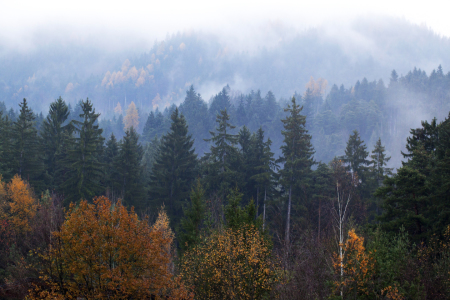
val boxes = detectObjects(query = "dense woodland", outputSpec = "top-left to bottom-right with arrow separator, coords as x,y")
1,65 -> 450,299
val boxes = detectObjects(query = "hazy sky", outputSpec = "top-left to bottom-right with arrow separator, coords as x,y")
1,0 -> 447,51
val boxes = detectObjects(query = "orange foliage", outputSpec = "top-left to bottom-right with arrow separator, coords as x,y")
2,175 -> 37,234
123,101 -> 139,130
305,76 -> 328,97
114,102 -> 122,115
181,225 -> 279,299
333,229 -> 375,297
28,196 -> 192,299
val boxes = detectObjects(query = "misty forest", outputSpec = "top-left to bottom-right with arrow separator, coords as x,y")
2,18 -> 450,299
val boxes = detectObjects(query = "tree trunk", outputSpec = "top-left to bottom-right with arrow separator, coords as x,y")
318,198 -> 321,241
263,187 -> 267,230
256,186 -> 259,218
285,185 -> 292,244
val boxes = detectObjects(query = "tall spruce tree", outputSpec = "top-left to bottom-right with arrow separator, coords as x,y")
203,109 -> 240,197
11,98 -> 43,189
149,108 -> 197,225
115,127 -> 145,210
61,99 -> 104,204
238,126 -> 254,200
278,97 -> 314,243
179,85 -> 209,154
250,127 -> 277,224
102,133 -> 121,201
370,138 -> 393,186
41,97 -> 71,191
343,130 -> 370,185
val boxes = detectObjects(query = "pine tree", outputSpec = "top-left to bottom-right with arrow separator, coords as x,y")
343,130 -> 370,183
11,98 -> 43,189
102,133 -> 121,201
238,126 -> 254,200
115,127 -> 145,210
179,85 -> 209,154
278,97 -> 315,243
61,99 -> 104,205
149,108 -> 197,225
208,86 -> 232,123
141,135 -> 161,189
250,127 -> 277,225
41,97 -> 71,191
203,109 -> 240,197
370,138 -> 392,187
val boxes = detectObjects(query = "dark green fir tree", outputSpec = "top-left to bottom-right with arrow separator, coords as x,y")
102,133 -> 121,201
41,96 -> 71,191
11,98 -> 43,189
278,97 -> 314,243
61,99 -> 104,205
149,108 -> 197,225
115,127 -> 145,210
202,109 -> 240,198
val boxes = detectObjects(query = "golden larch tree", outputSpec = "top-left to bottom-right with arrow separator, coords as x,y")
114,102 -> 122,115
123,101 -> 139,131
4,175 -> 37,234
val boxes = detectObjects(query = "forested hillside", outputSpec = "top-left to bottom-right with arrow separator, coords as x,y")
1,60 -> 450,298
1,17 -> 449,115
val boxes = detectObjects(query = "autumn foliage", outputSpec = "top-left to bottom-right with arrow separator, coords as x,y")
181,224 -> 279,299
29,196 -> 192,299
333,229 -> 375,298
0,174 -> 37,235
123,101 -> 139,130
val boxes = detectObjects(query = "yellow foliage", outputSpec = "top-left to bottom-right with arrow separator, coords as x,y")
152,93 -> 162,109
181,225 -> 279,299
6,175 -> 36,234
123,101 -> 139,130
305,76 -> 328,97
333,229 -> 375,297
114,102 -> 122,115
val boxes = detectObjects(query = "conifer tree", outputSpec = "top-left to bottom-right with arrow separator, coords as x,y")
203,109 -> 240,197
250,127 -> 277,225
224,188 -> 260,231
0,111 -> 12,179
179,85 -> 209,154
11,98 -> 43,189
115,127 -> 145,209
312,162 -> 333,240
149,108 -> 197,225
343,130 -> 370,183
102,133 -> 121,201
278,97 -> 314,244
370,138 -> 392,187
238,126 -> 254,199
208,86 -> 232,123
41,97 -> 71,191
178,179 -> 206,254
61,99 -> 104,204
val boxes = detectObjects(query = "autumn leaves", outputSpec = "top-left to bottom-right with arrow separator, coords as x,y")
28,196 -> 192,299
